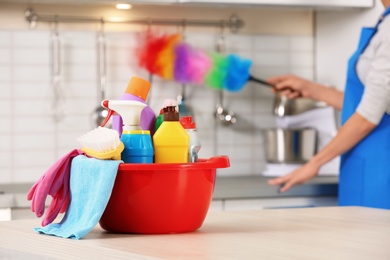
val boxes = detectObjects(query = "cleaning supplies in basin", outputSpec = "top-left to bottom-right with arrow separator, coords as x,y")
77,126 -> 124,160
153,106 -> 189,163
112,76 -> 156,136
35,155 -> 121,239
155,108 -> 164,132
180,116 -> 201,163
30,125 -> 123,239
28,126 -> 124,227
102,99 -> 154,163
155,99 -> 178,133
27,149 -> 83,226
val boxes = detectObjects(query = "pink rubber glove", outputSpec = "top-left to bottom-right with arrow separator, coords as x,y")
27,149 -> 83,226
41,169 -> 71,226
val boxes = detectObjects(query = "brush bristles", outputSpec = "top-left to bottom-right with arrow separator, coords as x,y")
78,127 -> 121,152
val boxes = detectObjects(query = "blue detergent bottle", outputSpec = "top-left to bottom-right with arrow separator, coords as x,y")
103,100 -> 154,163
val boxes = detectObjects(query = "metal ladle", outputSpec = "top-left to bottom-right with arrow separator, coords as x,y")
215,90 -> 237,125
214,25 -> 236,125
50,20 -> 64,122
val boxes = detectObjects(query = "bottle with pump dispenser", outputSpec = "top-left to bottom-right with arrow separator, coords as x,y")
112,76 -> 156,137
101,100 -> 154,163
180,116 -> 201,163
153,106 -> 189,163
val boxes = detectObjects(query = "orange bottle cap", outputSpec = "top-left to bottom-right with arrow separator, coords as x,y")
125,76 -> 151,101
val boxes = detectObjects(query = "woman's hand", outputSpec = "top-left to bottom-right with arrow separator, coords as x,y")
267,112 -> 377,193
267,74 -> 344,110
267,161 -> 320,193
267,74 -> 314,99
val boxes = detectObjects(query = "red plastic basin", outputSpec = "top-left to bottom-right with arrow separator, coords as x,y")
99,156 -> 230,234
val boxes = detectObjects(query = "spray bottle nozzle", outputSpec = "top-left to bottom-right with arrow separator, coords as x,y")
100,99 -> 147,130
101,99 -> 109,109
100,99 -> 114,127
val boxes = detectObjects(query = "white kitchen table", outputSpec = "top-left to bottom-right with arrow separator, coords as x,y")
0,206 -> 389,259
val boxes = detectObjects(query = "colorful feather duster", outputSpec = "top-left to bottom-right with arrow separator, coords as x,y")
137,31 -> 270,92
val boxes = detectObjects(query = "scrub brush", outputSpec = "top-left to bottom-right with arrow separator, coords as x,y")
77,126 -> 124,160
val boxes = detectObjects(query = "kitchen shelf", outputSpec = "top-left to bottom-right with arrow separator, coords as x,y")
0,176 -> 338,219
213,175 -> 338,200
0,176 -> 338,208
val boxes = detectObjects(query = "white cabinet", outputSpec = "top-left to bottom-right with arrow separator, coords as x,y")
0,208 -> 11,221
3,0 -> 375,7
211,197 -> 338,212
178,0 -> 374,8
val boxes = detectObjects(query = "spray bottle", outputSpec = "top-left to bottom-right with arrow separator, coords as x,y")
180,116 -> 201,163
112,76 -> 156,137
153,106 -> 189,163
101,100 -> 154,163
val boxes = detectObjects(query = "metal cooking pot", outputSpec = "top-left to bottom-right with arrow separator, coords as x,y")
263,128 -> 317,164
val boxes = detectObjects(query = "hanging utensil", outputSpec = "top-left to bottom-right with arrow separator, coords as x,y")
178,82 -> 193,117
214,25 -> 236,125
92,19 -> 108,127
177,20 -> 194,118
50,20 -> 64,122
216,89 -> 237,125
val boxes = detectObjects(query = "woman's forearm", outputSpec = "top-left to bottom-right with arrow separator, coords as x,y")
309,112 -> 376,168
309,83 -> 344,111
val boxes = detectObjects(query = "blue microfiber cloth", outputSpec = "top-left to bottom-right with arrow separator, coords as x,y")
35,155 -> 121,239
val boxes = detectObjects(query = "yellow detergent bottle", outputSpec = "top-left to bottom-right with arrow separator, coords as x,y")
153,106 -> 189,163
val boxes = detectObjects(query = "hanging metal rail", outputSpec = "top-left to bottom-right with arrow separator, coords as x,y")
24,8 -> 244,32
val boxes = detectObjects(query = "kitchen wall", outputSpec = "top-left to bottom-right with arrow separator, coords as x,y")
316,0 -> 384,90
0,3 -> 315,184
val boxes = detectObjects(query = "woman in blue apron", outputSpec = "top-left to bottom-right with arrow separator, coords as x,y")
267,1 -> 390,209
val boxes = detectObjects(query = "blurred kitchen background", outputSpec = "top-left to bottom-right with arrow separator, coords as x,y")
0,0 -> 383,217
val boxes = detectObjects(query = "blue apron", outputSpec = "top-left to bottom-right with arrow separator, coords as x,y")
339,7 -> 390,209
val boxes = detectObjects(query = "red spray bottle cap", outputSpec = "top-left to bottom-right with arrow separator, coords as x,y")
180,116 -> 196,129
